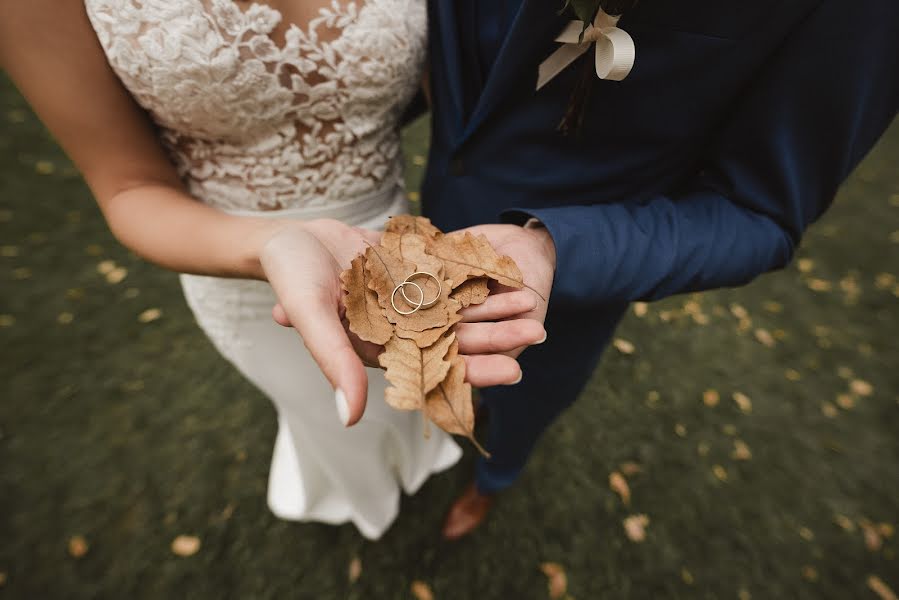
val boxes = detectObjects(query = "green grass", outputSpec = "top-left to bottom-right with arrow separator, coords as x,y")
1,73 -> 897,599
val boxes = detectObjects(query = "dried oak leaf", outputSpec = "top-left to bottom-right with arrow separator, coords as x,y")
451,277 -> 490,307
379,333 -> 455,410
410,580 -> 435,600
609,471 -> 631,506
396,296 -> 463,349
365,245 -> 449,332
385,215 -> 442,238
427,231 -> 524,291
340,255 -> 392,345
424,345 -> 488,456
539,562 -> 568,599
383,232 -> 445,302
623,514 -> 650,542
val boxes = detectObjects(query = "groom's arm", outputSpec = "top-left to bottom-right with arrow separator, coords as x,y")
505,0 -> 899,309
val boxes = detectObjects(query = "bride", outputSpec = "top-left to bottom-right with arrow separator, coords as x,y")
0,0 -> 545,539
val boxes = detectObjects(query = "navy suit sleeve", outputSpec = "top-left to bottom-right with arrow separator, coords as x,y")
506,0 -> 899,308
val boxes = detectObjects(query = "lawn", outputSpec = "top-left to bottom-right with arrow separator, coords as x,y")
1,73 -> 897,599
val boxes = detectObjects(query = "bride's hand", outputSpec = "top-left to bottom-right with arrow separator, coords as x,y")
261,219 -> 545,427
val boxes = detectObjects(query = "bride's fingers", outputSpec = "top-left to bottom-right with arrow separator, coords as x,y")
279,294 -> 369,427
464,354 -> 522,387
272,303 -> 291,327
455,319 -> 546,355
459,290 -> 537,323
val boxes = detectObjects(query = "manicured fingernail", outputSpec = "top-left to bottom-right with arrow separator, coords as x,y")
536,331 -> 547,344
510,371 -> 523,385
335,389 -> 350,426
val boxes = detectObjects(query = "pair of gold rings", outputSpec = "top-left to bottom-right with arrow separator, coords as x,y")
390,271 -> 442,315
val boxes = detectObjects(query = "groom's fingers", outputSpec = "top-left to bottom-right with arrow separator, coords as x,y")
279,293 -> 369,427
464,354 -> 522,387
459,290 -> 537,323
455,319 -> 546,355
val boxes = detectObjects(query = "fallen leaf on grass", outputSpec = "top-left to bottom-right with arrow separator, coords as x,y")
138,308 -> 162,323
860,519 -> 884,552
702,389 -> 720,407
410,580 -> 435,600
68,535 -> 89,558
754,329 -> 776,347
836,394 -> 856,410
712,465 -> 728,481
834,514 -> 856,532
348,557 -> 362,583
171,535 -> 201,557
609,471 -> 631,506
620,461 -> 642,476
623,514 -> 650,542
540,562 -> 568,599
850,379 -> 873,397
801,565 -> 819,582
613,338 -> 635,355
867,575 -> 898,600
732,440 -> 752,461
633,302 -> 648,317
733,392 -> 752,414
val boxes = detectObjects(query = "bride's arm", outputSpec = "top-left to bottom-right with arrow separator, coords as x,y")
0,1 -> 544,423
0,1 -> 285,279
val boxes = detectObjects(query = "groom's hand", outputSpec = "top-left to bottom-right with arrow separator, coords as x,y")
457,223 -> 556,358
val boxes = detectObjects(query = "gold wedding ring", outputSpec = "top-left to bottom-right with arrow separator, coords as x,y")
391,281 -> 425,315
400,271 -> 442,309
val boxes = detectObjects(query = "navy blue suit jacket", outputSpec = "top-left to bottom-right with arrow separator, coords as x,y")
423,0 -> 899,310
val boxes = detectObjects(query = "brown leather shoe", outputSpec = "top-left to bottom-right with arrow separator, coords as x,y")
441,482 -> 495,540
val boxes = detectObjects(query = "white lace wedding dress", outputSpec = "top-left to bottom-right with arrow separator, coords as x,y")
83,0 -> 461,540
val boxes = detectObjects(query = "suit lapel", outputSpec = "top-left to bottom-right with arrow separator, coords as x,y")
460,0 -> 567,143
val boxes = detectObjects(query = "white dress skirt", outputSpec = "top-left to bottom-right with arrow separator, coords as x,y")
179,188 -> 462,540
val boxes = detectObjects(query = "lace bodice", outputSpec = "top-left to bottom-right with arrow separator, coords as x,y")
84,0 -> 426,211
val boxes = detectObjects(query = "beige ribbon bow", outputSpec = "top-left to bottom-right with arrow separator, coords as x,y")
536,10 -> 636,91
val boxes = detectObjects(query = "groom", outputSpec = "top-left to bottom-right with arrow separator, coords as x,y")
422,0 -> 899,538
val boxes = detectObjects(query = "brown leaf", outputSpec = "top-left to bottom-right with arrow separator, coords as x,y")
867,575 -> 898,600
609,471 -> 631,506
539,562 -> 568,599
396,297 -> 464,349
613,338 -> 635,355
860,519 -> 884,552
348,556 -> 362,583
171,535 -> 201,557
619,461 -> 643,476
364,243 -> 415,307
427,232 -> 524,291
410,580 -> 435,600
365,246 -> 449,332
379,333 -> 455,410
68,535 -> 89,558
702,389 -> 720,407
451,277 -> 490,307
385,215 -> 442,238
623,514 -> 649,542
340,255 -> 393,345
424,349 -> 488,456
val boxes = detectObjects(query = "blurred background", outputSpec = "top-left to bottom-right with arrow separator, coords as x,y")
1,71 -> 897,599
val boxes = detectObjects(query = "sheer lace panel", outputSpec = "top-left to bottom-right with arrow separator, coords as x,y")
84,0 -> 426,210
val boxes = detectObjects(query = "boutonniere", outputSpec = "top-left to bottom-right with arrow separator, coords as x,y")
542,1 -> 637,132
